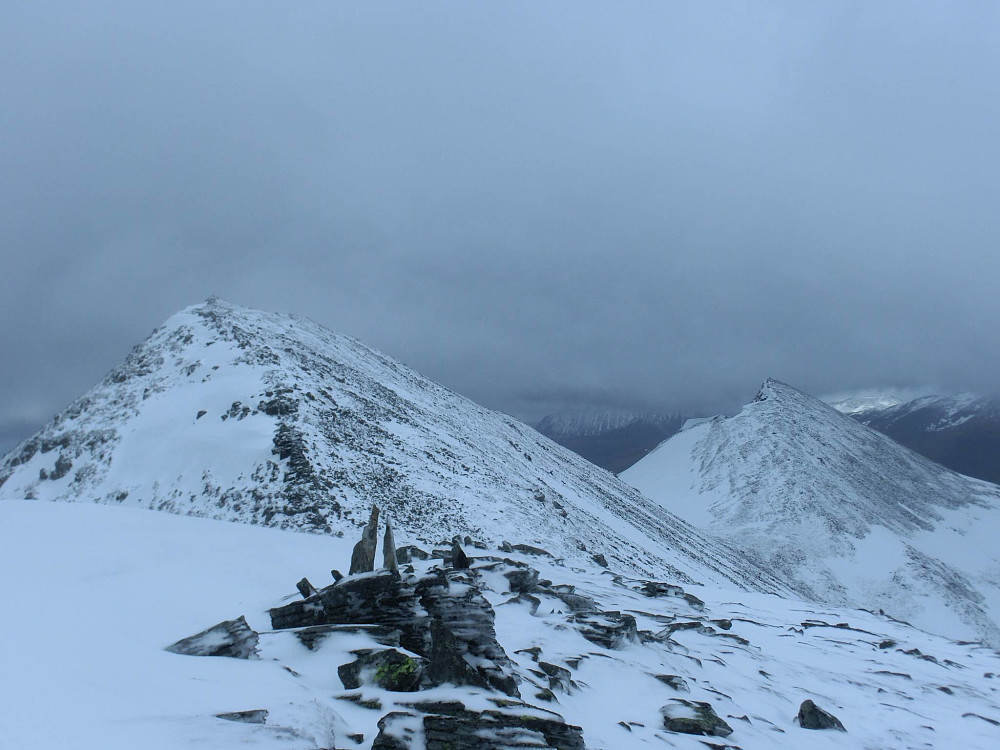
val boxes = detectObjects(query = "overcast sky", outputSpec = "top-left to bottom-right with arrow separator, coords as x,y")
2,1 -> 998,454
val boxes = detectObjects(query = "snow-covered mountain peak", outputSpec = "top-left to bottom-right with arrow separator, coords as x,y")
622,380 -> 1000,647
0,299 -> 779,592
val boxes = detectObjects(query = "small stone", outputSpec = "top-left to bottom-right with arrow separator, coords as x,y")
451,541 -> 470,569
796,700 -> 846,731
331,569 -> 344,582
216,709 -> 268,724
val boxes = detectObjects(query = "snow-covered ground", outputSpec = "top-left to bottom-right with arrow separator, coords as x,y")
2,499 -> 998,749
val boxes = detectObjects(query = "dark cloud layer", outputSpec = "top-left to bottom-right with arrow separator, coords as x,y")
2,1 -> 999,454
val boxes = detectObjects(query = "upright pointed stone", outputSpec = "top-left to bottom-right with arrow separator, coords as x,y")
383,516 -> 399,573
349,504 -> 380,575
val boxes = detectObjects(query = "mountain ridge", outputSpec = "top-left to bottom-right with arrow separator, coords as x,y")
0,298 -> 779,593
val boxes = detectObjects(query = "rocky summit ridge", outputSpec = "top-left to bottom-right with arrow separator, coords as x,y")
0,298 -> 777,591
623,378 -> 1000,648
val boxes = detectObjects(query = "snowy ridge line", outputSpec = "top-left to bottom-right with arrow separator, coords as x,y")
0,297 -> 782,593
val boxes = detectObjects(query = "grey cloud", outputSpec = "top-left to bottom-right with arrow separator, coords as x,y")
2,1 -> 998,446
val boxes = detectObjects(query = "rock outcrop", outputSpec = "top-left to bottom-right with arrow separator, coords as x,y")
269,562 -> 519,696
373,700 -> 586,750
383,516 -> 399,573
350,505 -> 380,575
797,699 -> 846,731
165,615 -> 259,659
339,648 -> 424,692
660,699 -> 733,737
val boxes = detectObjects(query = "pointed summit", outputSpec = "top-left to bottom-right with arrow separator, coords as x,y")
623,380 -> 1000,647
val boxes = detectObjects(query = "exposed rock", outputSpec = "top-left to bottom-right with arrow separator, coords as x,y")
294,622 -> 402,651
350,505 -> 380,575
270,565 -> 518,696
417,569 -> 519,696
383,700 -> 586,750
425,618 -> 491,692
661,699 -> 733,737
296,577 -> 317,598
655,674 -> 691,692
50,454 -> 73,480
963,712 -> 1000,726
270,570 -> 428,654
515,646 -> 542,661
165,615 -> 259,659
570,610 -> 638,649
537,661 -> 575,693
331,569 -> 344,582
796,700 -> 846,731
451,541 -> 470,569
396,545 -> 429,563
510,543 -> 552,557
383,517 -> 399,573
591,552 -> 609,568
339,693 -> 384,711
216,709 -> 268,724
504,567 -> 540,593
372,711 -> 422,749
339,649 -> 424,692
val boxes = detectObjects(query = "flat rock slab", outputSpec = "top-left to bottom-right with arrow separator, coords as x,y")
165,615 -> 259,659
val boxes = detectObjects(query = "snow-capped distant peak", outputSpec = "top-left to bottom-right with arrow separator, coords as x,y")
828,394 -> 904,414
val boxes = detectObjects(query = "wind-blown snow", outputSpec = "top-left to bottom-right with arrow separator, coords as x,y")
622,379 -> 1000,647
2,499 -> 998,749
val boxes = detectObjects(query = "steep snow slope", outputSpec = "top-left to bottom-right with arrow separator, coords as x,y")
2,500 -> 998,750
535,409 -> 687,474
622,379 -> 1000,648
844,394 -> 1000,485
0,298 -> 775,590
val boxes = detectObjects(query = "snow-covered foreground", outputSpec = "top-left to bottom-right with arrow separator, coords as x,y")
2,500 -> 998,749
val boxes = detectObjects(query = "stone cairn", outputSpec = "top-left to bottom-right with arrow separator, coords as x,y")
349,505 -> 381,575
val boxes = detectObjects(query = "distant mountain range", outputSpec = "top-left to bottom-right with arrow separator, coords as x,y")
622,379 -> 1000,648
831,394 -> 1000,485
534,410 -> 687,474
536,392 -> 1000,485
